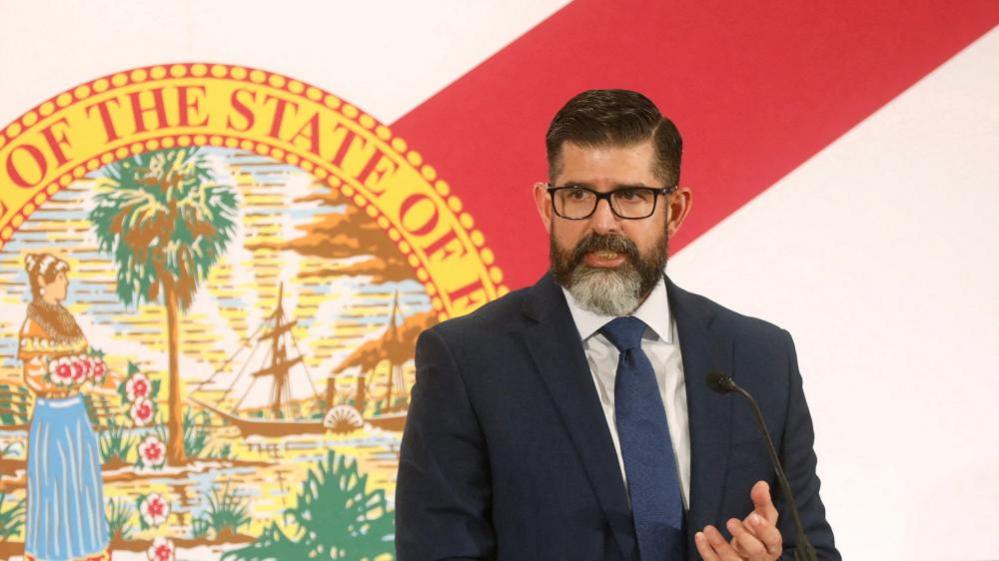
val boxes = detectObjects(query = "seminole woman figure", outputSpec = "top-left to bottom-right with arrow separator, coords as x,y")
18,253 -> 110,561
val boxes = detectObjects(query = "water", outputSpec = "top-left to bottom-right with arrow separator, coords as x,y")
0,422 -> 402,554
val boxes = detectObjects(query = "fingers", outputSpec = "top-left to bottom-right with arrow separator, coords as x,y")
695,525 -> 743,561
696,482 -> 784,561
750,480 -> 779,525
727,515 -> 782,560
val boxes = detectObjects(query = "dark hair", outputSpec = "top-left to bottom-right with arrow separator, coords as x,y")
25,253 -> 69,301
545,89 -> 682,185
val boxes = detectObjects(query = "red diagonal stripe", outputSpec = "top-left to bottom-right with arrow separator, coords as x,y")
392,1 -> 999,290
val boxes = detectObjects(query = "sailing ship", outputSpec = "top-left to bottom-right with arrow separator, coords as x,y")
191,284 -> 433,436
191,283 -> 330,437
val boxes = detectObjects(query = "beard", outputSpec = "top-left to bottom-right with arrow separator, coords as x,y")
550,228 -> 668,316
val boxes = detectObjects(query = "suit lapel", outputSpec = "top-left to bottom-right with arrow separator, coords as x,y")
521,274 -> 638,561
667,278 -> 734,540
518,274 -> 734,558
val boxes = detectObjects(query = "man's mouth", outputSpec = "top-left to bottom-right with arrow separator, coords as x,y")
583,250 -> 627,268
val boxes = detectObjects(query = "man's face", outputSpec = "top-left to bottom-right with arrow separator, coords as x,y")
533,139 -> 691,315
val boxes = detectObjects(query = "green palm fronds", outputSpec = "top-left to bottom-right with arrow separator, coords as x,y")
89,148 -> 238,310
89,147 -> 239,465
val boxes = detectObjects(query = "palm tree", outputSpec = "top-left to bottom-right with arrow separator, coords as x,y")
90,148 -> 238,465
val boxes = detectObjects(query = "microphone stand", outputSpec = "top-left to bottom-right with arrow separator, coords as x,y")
707,372 -> 817,561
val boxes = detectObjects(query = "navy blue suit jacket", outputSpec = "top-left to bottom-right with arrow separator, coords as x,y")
396,274 -> 839,561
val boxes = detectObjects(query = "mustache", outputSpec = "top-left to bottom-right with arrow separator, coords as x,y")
569,233 -> 640,268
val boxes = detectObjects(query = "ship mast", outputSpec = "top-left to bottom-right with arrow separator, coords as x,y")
384,290 -> 402,411
252,283 -> 303,418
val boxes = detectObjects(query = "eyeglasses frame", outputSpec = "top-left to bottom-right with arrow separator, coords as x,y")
545,183 -> 679,220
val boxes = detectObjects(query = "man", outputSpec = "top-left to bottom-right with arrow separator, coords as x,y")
397,90 -> 839,561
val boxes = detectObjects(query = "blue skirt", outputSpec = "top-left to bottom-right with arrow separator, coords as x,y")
26,395 -> 109,561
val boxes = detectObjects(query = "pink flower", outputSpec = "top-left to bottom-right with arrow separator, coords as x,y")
140,493 -> 170,527
77,354 -> 93,378
130,398 -> 155,427
147,537 -> 175,561
69,356 -> 87,384
126,373 -> 152,401
90,358 -> 107,383
49,358 -> 74,387
138,435 -> 166,468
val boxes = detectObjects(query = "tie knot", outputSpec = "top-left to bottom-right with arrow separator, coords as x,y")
599,316 -> 647,352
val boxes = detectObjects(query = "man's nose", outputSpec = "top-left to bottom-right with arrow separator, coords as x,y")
589,198 -> 621,234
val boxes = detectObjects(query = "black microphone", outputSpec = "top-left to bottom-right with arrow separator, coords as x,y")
706,371 -> 817,561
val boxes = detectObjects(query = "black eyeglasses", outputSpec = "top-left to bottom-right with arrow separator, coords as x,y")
546,184 -> 677,220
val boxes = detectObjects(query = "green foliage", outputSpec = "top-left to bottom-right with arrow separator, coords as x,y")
194,480 -> 251,539
179,407 -> 232,459
0,441 -> 21,460
89,147 -> 239,311
192,517 -> 211,540
106,498 -> 134,541
0,384 -> 31,426
224,450 -> 394,561
208,443 -> 233,460
223,524 -> 308,561
0,492 -> 25,543
99,418 -> 135,464
184,408 -> 212,458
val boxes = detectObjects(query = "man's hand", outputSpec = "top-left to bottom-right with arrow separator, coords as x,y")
694,481 -> 783,561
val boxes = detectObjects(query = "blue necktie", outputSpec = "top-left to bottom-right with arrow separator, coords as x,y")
600,316 -> 685,561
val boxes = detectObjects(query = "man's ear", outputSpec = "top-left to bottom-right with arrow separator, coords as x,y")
666,186 -> 693,237
533,182 -> 553,234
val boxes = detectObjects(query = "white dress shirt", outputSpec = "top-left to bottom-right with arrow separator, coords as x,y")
562,277 -> 691,509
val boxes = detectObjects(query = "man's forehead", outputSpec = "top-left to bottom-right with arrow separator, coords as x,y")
553,140 -> 660,183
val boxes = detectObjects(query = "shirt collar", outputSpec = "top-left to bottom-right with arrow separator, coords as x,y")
561,274 -> 672,343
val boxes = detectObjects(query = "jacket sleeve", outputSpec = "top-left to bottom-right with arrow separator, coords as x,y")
777,330 -> 841,561
396,327 -> 496,561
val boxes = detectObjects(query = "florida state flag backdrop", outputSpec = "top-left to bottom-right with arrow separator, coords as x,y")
0,2 -> 997,560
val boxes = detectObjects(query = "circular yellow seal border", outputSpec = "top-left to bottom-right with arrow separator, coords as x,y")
0,63 -> 507,319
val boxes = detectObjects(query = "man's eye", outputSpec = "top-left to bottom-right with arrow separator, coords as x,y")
566,189 -> 590,200
615,189 -> 641,201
